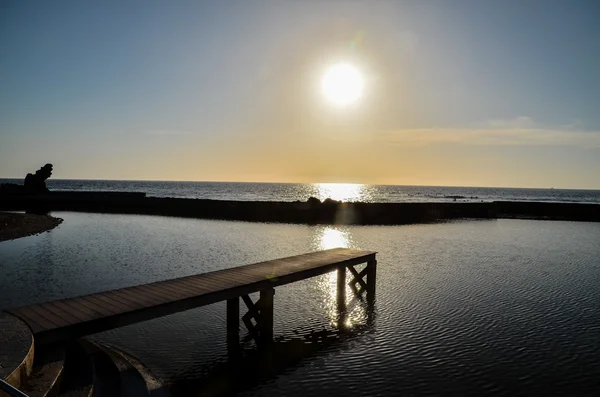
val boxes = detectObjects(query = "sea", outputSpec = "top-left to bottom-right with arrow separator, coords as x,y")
1,180 -> 599,396
1,178 -> 600,203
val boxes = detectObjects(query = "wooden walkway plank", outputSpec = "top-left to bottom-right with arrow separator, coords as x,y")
58,298 -> 102,319
72,296 -> 115,317
102,289 -> 151,310
114,287 -> 163,307
82,294 -> 126,316
161,274 -> 238,297
151,281 -> 201,300
9,307 -> 48,333
122,285 -> 173,305
38,301 -> 84,325
26,305 -> 67,328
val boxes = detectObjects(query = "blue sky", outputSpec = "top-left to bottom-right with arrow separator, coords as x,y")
1,0 -> 599,188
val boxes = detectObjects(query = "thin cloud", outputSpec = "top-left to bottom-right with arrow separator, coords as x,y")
381,118 -> 600,148
480,116 -> 537,129
143,130 -> 193,136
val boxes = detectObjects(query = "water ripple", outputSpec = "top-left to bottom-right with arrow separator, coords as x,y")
1,215 -> 600,395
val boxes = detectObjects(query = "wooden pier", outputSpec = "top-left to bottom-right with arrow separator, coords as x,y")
5,248 -> 377,346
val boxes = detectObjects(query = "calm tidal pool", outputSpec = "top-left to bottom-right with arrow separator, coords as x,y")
1,213 -> 599,395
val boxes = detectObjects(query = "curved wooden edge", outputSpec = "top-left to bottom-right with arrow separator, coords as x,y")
2,314 -> 35,391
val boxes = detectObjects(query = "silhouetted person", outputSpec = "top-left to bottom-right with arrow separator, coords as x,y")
24,163 -> 53,193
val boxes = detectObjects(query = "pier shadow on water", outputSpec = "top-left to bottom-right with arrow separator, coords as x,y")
171,297 -> 376,397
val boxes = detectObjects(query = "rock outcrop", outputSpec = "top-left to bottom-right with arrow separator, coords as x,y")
24,163 -> 53,193
0,164 -> 53,195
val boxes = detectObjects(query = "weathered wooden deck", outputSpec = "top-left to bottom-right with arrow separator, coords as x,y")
5,248 -> 377,345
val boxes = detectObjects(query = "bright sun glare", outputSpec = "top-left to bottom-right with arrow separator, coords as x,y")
321,63 -> 364,106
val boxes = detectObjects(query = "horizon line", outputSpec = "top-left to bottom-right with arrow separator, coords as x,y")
1,176 -> 599,192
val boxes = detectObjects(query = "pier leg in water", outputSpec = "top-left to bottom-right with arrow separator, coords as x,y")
337,266 -> 347,329
366,260 -> 377,303
258,288 -> 274,345
226,297 -> 240,358
366,260 -> 377,326
348,264 -> 368,296
241,289 -> 275,346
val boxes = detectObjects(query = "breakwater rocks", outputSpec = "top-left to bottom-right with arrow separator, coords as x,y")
494,201 -> 600,222
1,192 -> 599,224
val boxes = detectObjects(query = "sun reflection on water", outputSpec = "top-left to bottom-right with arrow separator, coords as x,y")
313,183 -> 368,202
319,228 -> 349,250
313,226 -> 367,330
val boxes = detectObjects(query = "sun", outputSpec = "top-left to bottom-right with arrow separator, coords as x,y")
321,62 -> 364,106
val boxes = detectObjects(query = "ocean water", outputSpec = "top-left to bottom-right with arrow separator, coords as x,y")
1,213 -> 599,396
2,178 -> 600,203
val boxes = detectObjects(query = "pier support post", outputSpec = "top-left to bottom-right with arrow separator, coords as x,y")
337,265 -> 347,330
227,297 -> 240,332
241,288 -> 275,345
226,297 -> 240,358
366,260 -> 377,325
258,288 -> 274,344
366,260 -> 377,302
337,265 -> 346,314
347,259 -> 377,300
348,265 -> 368,296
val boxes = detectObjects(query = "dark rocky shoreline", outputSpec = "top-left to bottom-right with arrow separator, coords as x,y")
0,212 -> 63,241
1,192 -> 599,225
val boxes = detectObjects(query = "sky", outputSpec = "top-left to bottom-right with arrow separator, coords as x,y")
1,0 -> 599,188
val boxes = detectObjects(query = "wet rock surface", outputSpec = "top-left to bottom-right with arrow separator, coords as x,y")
0,212 -> 63,242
